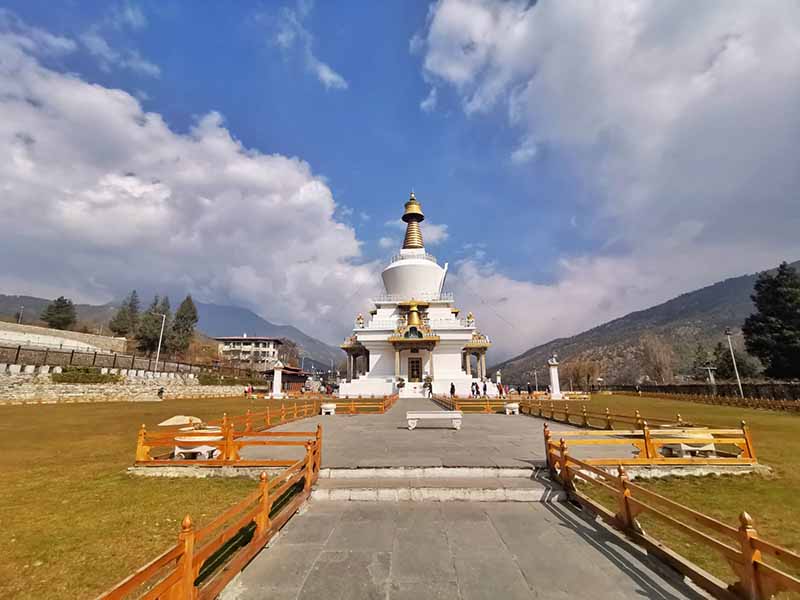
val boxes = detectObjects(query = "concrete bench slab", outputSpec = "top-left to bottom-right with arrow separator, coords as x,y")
407,410 -> 463,431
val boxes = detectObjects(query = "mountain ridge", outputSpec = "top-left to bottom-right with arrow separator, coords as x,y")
0,294 -> 342,370
490,260 -> 799,384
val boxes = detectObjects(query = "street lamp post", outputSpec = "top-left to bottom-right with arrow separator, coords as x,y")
534,369 -> 538,392
17,305 -> 24,324
725,328 -> 744,398
154,313 -> 167,372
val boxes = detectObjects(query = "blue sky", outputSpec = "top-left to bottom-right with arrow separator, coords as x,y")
1,1 -> 799,359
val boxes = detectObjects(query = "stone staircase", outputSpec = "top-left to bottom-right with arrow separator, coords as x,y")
311,466 -> 565,502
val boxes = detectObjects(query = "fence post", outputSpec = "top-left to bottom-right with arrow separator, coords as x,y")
543,423 -> 552,472
255,472 -> 271,538
111,353 -> 116,369
538,400 -> 543,417
581,405 -> 589,428
676,413 -> 683,427
550,402 -> 555,420
14,345 -> 22,364
177,515 -> 196,598
605,407 -> 613,430
734,512 -> 763,600
43,348 -> 49,366
281,403 -> 286,422
558,438 -> 573,490
315,424 -> 323,479
293,403 -> 298,419
135,424 -> 150,461
741,421 -> 757,461
616,465 -> 640,533
351,398 -> 356,414
131,353 -> 136,369
69,349 -> 75,366
92,352 -> 97,366
224,420 -> 237,461
635,410 -> 643,429
266,406 -> 271,426
245,409 -> 252,433
642,421 -> 654,459
304,442 -> 314,493
564,403 -> 570,425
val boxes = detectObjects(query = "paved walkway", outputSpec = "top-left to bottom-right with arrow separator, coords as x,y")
242,397 -> 631,468
223,501 -> 706,600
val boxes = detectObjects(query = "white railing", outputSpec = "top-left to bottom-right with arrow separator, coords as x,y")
371,291 -> 454,303
389,252 -> 438,264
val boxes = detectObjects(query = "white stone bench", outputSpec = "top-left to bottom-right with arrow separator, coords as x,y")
321,402 -> 336,416
407,411 -> 463,431
504,402 -> 519,415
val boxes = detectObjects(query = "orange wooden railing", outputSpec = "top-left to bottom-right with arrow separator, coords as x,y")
544,431 -> 795,599
543,422 -> 757,467
521,399 -> 693,429
331,394 -> 399,414
99,434 -> 321,599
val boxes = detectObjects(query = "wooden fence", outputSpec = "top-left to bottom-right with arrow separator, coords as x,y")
545,436 -> 796,599
100,435 -> 321,599
543,422 -> 757,467
614,391 -> 800,414
520,399 -> 695,429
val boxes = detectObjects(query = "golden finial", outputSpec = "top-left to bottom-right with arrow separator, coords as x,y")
402,191 -> 424,249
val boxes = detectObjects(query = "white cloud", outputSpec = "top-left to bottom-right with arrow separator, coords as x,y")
0,9 -> 76,55
379,237 -> 396,249
111,2 -> 147,30
421,0 -> 800,360
420,87 -> 438,112
0,23 -> 380,343
80,29 -> 160,77
271,1 -> 348,91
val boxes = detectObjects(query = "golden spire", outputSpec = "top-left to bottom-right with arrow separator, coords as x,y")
402,191 -> 425,249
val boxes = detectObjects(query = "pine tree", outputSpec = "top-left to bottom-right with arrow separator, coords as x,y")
41,296 -> 77,330
742,262 -> 800,379
136,296 -> 171,355
171,295 -> 198,355
109,290 -> 142,337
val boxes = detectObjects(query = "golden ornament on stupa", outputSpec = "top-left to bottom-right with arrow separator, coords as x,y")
401,191 -> 425,249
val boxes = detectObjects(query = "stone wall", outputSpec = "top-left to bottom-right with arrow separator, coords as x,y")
0,321 -> 127,352
0,372 -> 244,405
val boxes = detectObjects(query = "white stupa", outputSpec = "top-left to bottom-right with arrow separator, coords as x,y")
338,192 -> 493,398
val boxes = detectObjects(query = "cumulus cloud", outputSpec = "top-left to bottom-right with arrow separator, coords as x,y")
111,2 -> 147,30
420,0 -> 800,360
0,23 -> 380,343
378,237 -> 397,249
271,1 -> 348,91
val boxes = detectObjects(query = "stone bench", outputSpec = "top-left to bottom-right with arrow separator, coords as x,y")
504,402 -> 519,415
407,411 -> 463,431
321,402 -> 336,416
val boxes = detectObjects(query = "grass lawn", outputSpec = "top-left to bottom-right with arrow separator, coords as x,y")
0,396 -> 308,600
578,393 -> 800,583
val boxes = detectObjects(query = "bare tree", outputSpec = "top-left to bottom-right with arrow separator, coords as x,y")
641,334 -> 674,384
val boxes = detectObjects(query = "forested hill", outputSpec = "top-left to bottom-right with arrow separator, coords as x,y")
490,260 -> 800,384
0,294 -> 342,369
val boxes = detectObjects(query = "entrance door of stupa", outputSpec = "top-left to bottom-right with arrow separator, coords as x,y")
408,357 -> 422,382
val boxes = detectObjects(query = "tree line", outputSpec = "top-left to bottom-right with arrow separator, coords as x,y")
108,291 -> 198,357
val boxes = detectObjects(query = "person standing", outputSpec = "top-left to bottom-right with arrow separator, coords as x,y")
450,382 -> 456,398
482,380 -> 487,397
526,382 -> 532,396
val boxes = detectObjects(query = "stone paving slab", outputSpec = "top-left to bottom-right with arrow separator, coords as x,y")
241,397 -> 633,469
222,501 -> 709,600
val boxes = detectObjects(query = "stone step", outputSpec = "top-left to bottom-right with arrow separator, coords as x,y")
318,466 -> 542,479
311,476 -> 565,502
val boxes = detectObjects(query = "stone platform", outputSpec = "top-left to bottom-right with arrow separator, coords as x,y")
222,501 -> 708,599
241,397 -> 631,469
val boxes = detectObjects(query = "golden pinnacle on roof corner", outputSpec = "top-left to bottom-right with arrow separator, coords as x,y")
402,191 -> 425,249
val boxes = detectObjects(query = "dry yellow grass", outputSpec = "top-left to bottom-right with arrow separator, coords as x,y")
0,396 -> 303,600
